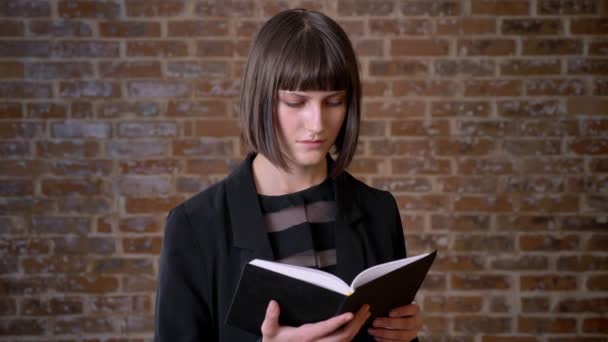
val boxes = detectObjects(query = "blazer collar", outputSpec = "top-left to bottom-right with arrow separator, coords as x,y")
225,153 -> 365,281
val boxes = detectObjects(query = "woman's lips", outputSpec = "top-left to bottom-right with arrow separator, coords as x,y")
298,140 -> 325,148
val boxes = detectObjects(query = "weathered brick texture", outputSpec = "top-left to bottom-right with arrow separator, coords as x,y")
0,0 -> 607,340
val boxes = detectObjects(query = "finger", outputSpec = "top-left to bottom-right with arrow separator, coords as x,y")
260,300 -> 280,337
388,303 -> 420,317
302,311 -> 354,339
367,327 -> 417,341
333,304 -> 370,340
372,317 -> 417,330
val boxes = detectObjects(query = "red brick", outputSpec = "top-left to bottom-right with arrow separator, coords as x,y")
0,102 -> 22,118
0,0 -> 51,17
41,179 -> 104,197
394,195 -> 449,211
360,120 -> 387,136
501,59 -> 561,75
569,139 -> 608,155
122,275 -> 157,292
365,100 -> 426,118
89,294 -> 151,313
2,237 -> 51,255
26,103 -> 67,118
0,81 -> 52,98
520,275 -> 577,291
587,275 -> 608,290
195,1 -> 254,16
186,158 -> 234,174
56,275 -> 119,293
456,120 -> 515,137
127,41 -> 188,57
53,316 -> 116,334
457,158 -> 513,175
434,59 -> 495,77
97,101 -> 160,118
99,21 -> 160,37
53,41 -> 120,58
195,120 -> 240,137
123,237 -> 162,254
507,176 -> 565,193
522,296 -> 550,312
50,160 -> 111,177
400,1 -> 461,16
392,157 -> 452,175
556,297 -> 608,313
523,39 -> 582,55
0,180 -> 33,196
464,80 -> 523,96
571,18 -> 608,35
107,140 -> 169,158
393,80 -> 458,97
567,97 -> 608,115
52,121 -> 111,139
436,18 -> 496,35
369,60 -> 429,77
370,139 -> 431,157
390,39 -> 450,56
431,101 -> 491,117
166,100 -> 227,117
337,0 -> 394,15
56,198 -> 110,215
520,234 -> 579,251
568,58 -> 608,75
498,100 -> 564,117
589,40 -> 608,56
58,0 -> 120,19
52,236 -> 115,255
522,158 -> 583,174
29,20 -> 93,37
0,141 -> 29,158
433,255 -> 485,271
431,214 -> 491,231
23,256 -> 87,274
434,138 -> 495,156
59,81 -> 120,99
0,160 -> 47,178
518,317 -> 576,333
125,196 -> 184,214
453,235 -> 515,252
0,20 -> 24,36
502,139 -> 561,156
425,296 -> 483,312
583,318 -> 608,333
454,195 -> 513,212
0,61 -> 25,79
196,40 -> 235,57
371,177 -> 432,193
0,41 -> 50,58
458,39 -> 516,56
119,159 -> 180,175
354,39 -> 382,57
0,298 -> 16,315
558,255 -> 608,271
99,61 -> 162,78
420,274 -> 447,291
0,122 -> 44,139
117,122 -> 177,138
0,318 -> 46,335
538,0 -> 598,14
126,0 -> 184,16
526,79 -> 586,96
454,316 -> 511,333
501,19 -> 562,34
168,20 -> 228,37
93,258 -> 153,274
128,80 -> 191,98
406,233 -> 449,251
172,138 -> 233,156
471,0 -> 530,15
492,255 -> 549,270
369,19 -> 431,36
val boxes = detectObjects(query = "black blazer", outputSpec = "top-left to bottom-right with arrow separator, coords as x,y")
154,153 -> 409,341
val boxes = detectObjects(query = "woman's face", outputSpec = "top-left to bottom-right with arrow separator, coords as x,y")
275,89 -> 347,171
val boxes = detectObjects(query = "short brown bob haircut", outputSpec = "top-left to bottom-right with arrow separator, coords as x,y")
239,9 -> 361,178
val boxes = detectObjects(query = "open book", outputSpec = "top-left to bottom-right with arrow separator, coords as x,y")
226,250 -> 436,335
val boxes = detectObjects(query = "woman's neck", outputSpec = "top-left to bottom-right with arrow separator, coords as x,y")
252,153 -> 328,196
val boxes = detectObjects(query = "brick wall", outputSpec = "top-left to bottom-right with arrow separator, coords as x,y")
0,0 -> 607,341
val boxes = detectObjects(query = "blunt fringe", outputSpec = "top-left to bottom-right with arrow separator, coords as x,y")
239,9 -> 361,178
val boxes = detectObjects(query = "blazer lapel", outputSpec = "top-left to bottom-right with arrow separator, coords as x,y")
333,171 -> 369,284
225,153 -> 274,261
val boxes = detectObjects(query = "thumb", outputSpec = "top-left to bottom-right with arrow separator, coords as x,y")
261,300 -> 280,338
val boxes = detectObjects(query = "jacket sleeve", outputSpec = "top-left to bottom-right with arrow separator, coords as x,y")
154,205 -> 217,341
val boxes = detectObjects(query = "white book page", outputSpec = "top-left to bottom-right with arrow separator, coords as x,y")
250,259 -> 350,295
349,252 -> 431,291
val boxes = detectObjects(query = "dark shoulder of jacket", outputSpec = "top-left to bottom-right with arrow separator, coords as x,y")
340,171 -> 395,208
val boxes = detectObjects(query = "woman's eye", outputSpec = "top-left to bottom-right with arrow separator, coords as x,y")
285,101 -> 304,108
326,100 -> 344,106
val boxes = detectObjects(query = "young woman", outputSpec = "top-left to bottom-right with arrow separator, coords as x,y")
155,9 -> 422,342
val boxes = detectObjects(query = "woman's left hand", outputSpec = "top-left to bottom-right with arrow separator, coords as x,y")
366,303 -> 422,341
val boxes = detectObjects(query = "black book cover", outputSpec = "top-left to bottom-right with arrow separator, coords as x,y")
226,251 -> 437,335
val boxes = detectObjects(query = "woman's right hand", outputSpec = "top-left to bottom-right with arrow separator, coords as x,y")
261,300 -> 370,342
